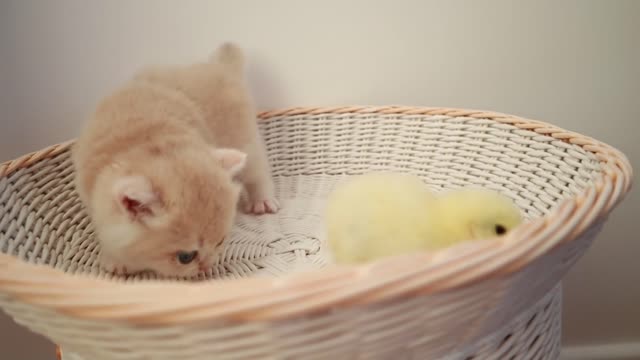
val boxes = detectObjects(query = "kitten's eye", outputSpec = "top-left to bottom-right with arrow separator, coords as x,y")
177,250 -> 198,264
495,224 -> 507,235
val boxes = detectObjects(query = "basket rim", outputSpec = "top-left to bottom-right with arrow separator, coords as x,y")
0,105 -> 633,326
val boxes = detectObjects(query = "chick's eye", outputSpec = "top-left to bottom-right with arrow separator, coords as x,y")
495,224 -> 507,235
177,250 -> 198,264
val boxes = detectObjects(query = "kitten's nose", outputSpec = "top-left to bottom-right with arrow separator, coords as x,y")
198,262 -> 209,272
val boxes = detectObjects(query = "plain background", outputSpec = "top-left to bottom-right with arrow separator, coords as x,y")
0,1 -> 638,358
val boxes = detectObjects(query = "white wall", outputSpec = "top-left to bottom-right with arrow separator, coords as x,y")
1,0 -> 638,358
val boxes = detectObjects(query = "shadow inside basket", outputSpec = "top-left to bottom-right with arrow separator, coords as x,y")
0,114 -> 604,283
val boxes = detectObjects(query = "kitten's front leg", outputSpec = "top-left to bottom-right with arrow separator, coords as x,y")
240,145 -> 280,215
243,180 -> 280,214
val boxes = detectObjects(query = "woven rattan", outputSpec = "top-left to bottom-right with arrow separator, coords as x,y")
0,106 -> 632,359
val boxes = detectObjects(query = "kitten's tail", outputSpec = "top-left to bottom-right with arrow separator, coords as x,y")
211,42 -> 245,75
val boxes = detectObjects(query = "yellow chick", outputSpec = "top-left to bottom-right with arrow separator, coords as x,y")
325,172 -> 523,264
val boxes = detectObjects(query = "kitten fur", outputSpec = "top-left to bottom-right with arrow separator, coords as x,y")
72,42 -> 278,277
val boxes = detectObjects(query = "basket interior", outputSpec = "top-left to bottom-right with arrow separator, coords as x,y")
0,113 -> 603,282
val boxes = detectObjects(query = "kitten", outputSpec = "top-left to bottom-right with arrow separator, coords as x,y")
72,43 -> 279,277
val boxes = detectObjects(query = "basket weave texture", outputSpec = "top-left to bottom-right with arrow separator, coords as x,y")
0,106 -> 632,360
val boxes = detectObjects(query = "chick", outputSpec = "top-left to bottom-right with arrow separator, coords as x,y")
325,173 -> 523,264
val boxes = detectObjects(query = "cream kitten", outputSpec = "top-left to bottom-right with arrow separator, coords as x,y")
72,43 -> 278,277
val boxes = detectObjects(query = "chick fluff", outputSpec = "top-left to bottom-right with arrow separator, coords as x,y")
325,172 -> 523,264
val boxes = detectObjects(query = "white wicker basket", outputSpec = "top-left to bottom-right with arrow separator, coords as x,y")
0,106 -> 632,360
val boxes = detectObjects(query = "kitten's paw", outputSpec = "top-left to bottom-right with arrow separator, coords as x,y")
244,198 -> 280,215
100,255 -> 129,275
103,263 -> 129,275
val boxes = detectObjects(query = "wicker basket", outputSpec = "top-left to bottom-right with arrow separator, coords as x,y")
0,106 -> 632,360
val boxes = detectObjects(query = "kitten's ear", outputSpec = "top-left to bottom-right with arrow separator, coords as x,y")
112,176 -> 161,221
210,148 -> 247,176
